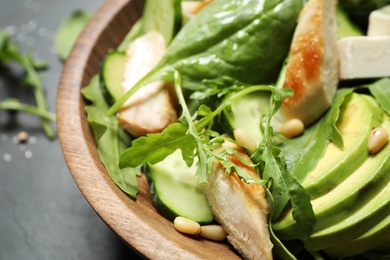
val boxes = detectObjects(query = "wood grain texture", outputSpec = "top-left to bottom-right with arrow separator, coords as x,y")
56,0 -> 241,259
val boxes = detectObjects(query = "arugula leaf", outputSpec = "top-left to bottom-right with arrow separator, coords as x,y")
0,30 -> 55,138
250,86 -> 316,239
107,0 -> 303,115
266,189 -> 298,260
54,10 -> 91,61
0,98 -> 55,121
82,75 -> 140,198
119,122 -> 196,168
119,72 -> 270,184
190,76 -> 247,100
368,78 -> 390,115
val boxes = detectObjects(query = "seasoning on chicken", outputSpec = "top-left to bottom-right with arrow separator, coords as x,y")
117,31 -> 178,137
282,0 -> 339,126
202,142 -> 273,260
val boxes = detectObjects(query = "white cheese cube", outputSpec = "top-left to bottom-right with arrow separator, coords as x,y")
338,36 -> 390,80
368,5 -> 390,36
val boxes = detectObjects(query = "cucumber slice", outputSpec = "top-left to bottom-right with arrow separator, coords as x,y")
141,0 -> 182,45
100,51 -> 126,103
221,90 -> 275,146
145,150 -> 214,224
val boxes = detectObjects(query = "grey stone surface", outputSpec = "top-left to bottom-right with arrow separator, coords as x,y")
0,1 -> 142,259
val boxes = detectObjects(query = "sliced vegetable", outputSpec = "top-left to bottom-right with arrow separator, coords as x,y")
117,0 -> 182,52
141,0 -> 182,45
221,90 -> 271,146
145,149 -> 214,224
100,51 -> 126,103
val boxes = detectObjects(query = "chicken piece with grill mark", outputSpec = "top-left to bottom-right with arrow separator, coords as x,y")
202,142 -> 273,260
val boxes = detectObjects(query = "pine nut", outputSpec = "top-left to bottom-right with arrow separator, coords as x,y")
17,131 -> 29,143
173,217 -> 201,235
280,118 -> 304,138
199,225 -> 227,241
368,127 -> 388,154
233,128 -> 257,153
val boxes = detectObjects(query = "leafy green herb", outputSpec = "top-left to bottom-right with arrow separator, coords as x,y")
54,10 -> 91,61
119,71 -> 272,184
266,189 -> 298,260
250,85 -> 316,239
0,30 -> 55,138
119,122 -> 197,168
0,98 -> 55,121
107,0 -> 303,115
82,75 -> 140,198
368,78 -> 390,115
190,76 -> 247,100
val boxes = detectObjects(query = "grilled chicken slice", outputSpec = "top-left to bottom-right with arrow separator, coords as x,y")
117,31 -> 178,137
282,0 -> 338,126
202,142 -> 273,260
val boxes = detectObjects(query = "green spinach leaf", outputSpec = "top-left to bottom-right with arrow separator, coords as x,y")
107,0 -> 303,115
82,75 -> 140,198
369,78 -> 390,116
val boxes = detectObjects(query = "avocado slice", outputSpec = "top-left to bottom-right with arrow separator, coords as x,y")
300,117 -> 390,252
274,116 -> 390,240
336,6 -> 363,38
273,94 -> 389,240
323,212 -> 390,257
301,93 -> 383,198
304,178 -> 390,251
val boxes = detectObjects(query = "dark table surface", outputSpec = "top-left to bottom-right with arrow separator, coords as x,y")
0,1 -> 142,259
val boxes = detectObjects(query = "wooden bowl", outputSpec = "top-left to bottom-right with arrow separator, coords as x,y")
56,0 -> 241,259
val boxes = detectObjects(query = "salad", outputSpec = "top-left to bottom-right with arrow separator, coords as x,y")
81,0 -> 390,259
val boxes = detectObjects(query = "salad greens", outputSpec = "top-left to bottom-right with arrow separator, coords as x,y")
82,0 -> 390,258
0,30 -> 55,138
107,0 -> 304,114
82,75 -> 140,198
54,10 -> 91,61
369,78 -> 390,115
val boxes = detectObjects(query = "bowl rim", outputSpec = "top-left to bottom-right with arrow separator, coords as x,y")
56,0 -> 241,259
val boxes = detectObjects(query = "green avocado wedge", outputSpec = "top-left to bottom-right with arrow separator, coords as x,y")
304,178 -> 390,252
323,213 -> 390,258
300,93 -> 383,199
274,115 -> 390,240
145,149 -> 214,224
